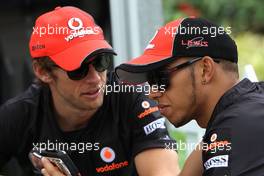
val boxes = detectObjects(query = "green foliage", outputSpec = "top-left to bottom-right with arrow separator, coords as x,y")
162,0 -> 264,80
168,130 -> 187,168
163,0 -> 264,34
236,33 -> 264,80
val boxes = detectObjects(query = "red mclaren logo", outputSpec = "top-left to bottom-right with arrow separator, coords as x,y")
145,30 -> 158,50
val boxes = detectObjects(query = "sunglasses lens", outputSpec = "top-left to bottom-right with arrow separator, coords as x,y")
147,72 -> 161,86
67,63 -> 89,80
159,77 -> 169,90
147,71 -> 169,90
147,72 -> 154,86
93,55 -> 111,72
66,54 -> 111,80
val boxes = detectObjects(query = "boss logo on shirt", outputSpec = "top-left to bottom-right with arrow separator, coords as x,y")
204,155 -> 229,170
202,128 -> 232,174
144,118 -> 166,135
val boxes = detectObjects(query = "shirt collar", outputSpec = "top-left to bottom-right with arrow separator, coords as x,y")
207,78 -> 255,129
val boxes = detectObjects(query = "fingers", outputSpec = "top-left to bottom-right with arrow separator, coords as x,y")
41,157 -> 65,176
41,168 -> 51,176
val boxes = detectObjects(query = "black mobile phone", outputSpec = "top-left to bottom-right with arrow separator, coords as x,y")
29,148 -> 80,176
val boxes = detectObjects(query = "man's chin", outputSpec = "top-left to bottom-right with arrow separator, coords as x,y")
171,117 -> 192,128
80,93 -> 104,110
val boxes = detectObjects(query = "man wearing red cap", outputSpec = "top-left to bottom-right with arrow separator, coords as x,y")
116,17 -> 264,175
0,6 -> 179,176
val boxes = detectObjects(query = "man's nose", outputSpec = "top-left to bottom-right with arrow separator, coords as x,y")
83,64 -> 101,84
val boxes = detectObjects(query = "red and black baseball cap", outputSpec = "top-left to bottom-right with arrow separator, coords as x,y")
115,17 -> 237,84
29,6 -> 116,71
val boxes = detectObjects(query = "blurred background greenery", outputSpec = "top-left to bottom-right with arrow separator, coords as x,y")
168,130 -> 187,168
163,0 -> 264,80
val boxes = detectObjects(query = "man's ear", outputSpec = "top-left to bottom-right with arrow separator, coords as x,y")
200,56 -> 216,85
32,61 -> 53,83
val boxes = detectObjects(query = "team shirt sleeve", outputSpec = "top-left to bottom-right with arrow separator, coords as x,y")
129,93 -> 177,157
202,108 -> 264,175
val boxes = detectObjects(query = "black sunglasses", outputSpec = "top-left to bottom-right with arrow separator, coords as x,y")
54,54 -> 111,80
147,57 -> 203,90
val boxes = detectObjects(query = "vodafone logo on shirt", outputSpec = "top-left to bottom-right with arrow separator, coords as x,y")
96,147 -> 129,173
138,101 -> 159,119
100,147 -> 115,163
210,133 -> 218,142
96,161 -> 129,173
141,101 -> 150,109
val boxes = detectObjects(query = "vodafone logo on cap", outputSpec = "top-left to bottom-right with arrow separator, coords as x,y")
68,17 -> 83,30
100,147 -> 115,163
65,17 -> 99,42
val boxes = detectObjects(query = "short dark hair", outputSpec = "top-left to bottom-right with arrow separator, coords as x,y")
186,57 -> 239,80
32,56 -> 56,72
32,57 -> 57,85
218,59 -> 239,78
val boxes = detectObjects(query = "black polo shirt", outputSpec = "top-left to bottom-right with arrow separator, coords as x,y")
0,72 -> 175,176
202,79 -> 264,175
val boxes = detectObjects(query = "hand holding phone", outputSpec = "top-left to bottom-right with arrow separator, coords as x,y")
29,148 -> 80,176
